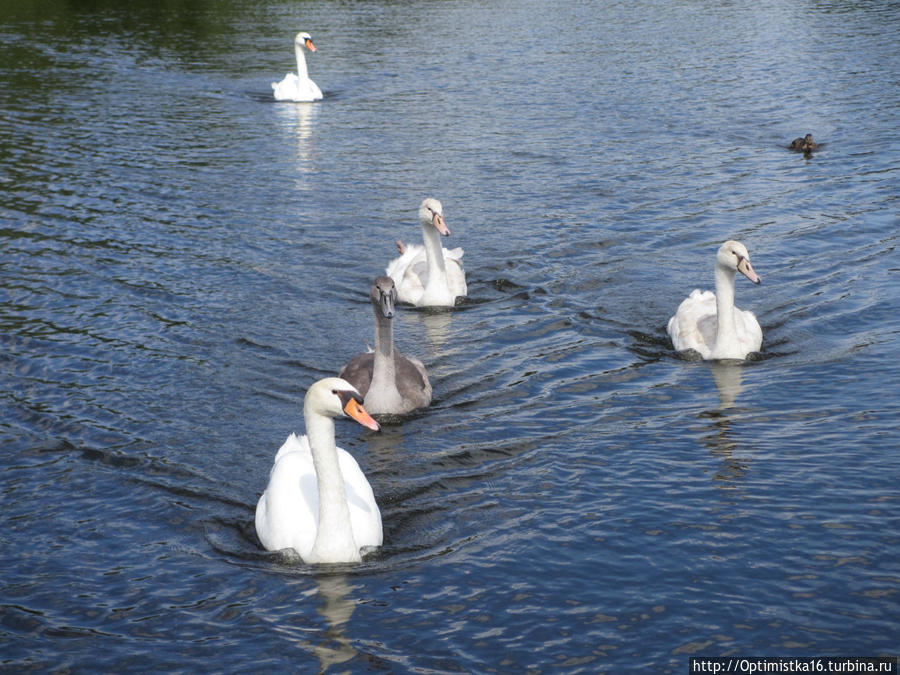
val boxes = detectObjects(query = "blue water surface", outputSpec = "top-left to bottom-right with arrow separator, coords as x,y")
1,0 -> 897,671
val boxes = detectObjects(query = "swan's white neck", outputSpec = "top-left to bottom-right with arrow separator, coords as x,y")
711,263 -> 741,359
294,43 -> 310,80
421,224 -> 452,304
304,404 -> 361,563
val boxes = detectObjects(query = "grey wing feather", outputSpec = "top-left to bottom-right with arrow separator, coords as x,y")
395,352 -> 432,408
339,353 -> 374,397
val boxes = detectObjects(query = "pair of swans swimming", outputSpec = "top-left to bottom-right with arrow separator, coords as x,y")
346,197 -> 464,414
256,199 -> 468,563
335,196 -> 466,415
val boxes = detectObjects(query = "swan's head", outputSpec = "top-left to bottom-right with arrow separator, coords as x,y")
294,32 -> 317,52
305,378 -> 380,430
370,276 -> 397,319
717,240 -> 761,284
418,197 -> 450,236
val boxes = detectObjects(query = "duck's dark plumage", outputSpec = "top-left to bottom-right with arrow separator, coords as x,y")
789,133 -> 818,153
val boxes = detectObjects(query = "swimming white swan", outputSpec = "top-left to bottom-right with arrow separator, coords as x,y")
386,198 -> 467,307
272,31 -> 323,102
667,240 -> 763,360
340,277 -> 432,415
255,378 -> 382,563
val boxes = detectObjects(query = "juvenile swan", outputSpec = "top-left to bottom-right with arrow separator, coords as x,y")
386,198 -> 467,307
340,277 -> 432,415
667,240 -> 763,360
255,378 -> 382,563
272,31 -> 323,102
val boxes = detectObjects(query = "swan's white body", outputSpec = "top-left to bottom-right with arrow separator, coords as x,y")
386,198 -> 467,307
340,277 -> 432,415
255,378 -> 382,563
272,32 -> 323,102
668,240 -> 763,360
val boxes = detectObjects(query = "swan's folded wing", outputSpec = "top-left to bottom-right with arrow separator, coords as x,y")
256,434 -> 318,555
272,73 -> 322,101
336,448 -> 383,549
668,289 -> 716,357
339,353 -> 374,398
272,73 -> 299,98
395,352 -> 433,408
386,243 -> 425,280
736,308 -> 763,354
441,246 -> 467,298
272,431 -> 310,463
387,243 -> 428,303
444,246 -> 464,261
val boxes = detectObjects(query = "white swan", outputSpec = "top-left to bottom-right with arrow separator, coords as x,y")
340,277 -> 432,415
386,198 -> 467,307
272,31 -> 323,102
667,240 -> 763,360
255,378 -> 382,563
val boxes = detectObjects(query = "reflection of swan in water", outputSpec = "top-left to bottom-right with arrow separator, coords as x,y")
293,101 -> 316,152
709,361 -> 743,409
701,362 -> 750,485
274,99 -> 317,167
701,411 -> 748,486
310,574 -> 359,671
272,32 -> 323,102
422,310 -> 454,356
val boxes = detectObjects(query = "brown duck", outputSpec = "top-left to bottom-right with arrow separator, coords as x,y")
789,133 -> 818,153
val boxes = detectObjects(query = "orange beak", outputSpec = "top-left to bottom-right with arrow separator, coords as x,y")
432,212 -> 450,236
305,38 -> 317,52
343,397 -> 380,431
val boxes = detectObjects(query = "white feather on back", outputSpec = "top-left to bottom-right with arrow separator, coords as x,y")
272,73 -> 322,101
255,433 -> 382,558
668,289 -> 762,359
386,243 -> 466,305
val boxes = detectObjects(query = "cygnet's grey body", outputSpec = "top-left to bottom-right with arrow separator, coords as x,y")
340,277 -> 432,415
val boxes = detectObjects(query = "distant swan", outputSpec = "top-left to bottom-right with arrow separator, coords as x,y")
255,378 -> 382,563
386,198 -> 467,307
667,240 -> 763,360
272,31 -> 323,102
789,133 -> 818,153
340,277 -> 432,415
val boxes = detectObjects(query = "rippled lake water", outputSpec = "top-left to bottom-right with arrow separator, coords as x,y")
1,0 -> 898,671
